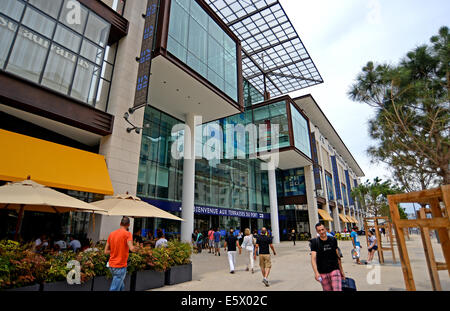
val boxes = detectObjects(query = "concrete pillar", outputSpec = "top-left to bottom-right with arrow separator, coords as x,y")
180,113 -> 197,243
268,167 -> 280,244
332,205 -> 341,232
305,165 -> 319,235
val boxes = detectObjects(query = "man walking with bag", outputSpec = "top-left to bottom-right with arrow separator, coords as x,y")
105,216 -> 136,291
351,226 -> 362,264
310,223 -> 345,291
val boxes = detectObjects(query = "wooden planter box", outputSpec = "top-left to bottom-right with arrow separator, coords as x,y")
4,284 -> 41,291
92,275 -> 131,291
42,279 -> 93,291
165,263 -> 192,285
133,270 -> 165,291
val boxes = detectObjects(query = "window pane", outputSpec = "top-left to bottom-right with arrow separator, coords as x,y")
188,18 -> 207,61
59,0 -> 88,34
84,12 -> 110,47
291,104 -> 311,158
0,16 -> 18,69
22,6 -> 56,38
70,59 -> 100,105
28,0 -> 63,19
189,0 -> 207,29
101,61 -> 113,81
6,27 -> 50,82
53,24 -> 81,53
208,36 -> 224,77
95,78 -> 110,111
168,1 -> 189,48
187,52 -> 206,78
167,35 -> 186,63
80,39 -> 103,65
1,0 -> 25,21
41,44 -> 76,94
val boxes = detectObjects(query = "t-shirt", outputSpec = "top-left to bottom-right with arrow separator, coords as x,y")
208,230 -> 214,240
195,233 -> 203,243
256,235 -> 272,254
368,235 -> 377,247
350,231 -> 360,247
310,237 -> 340,274
69,240 -> 81,251
107,228 -> 133,268
225,235 -> 238,251
213,231 -> 221,243
55,240 -> 67,250
155,238 -> 168,248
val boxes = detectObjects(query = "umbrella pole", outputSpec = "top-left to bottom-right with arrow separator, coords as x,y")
14,204 -> 25,241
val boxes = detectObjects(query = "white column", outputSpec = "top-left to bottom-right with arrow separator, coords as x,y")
268,167 -> 280,244
180,113 -> 196,243
305,165 -> 319,235
332,205 -> 341,232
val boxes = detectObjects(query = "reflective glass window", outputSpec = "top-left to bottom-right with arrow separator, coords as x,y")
28,0 -> 63,19
84,12 -> 109,47
80,39 -> 103,65
53,24 -> 81,53
1,0 -> 25,21
70,59 -> 100,105
0,16 -> 18,69
41,44 -> 77,94
22,6 -> 56,38
291,104 -> 312,158
59,0 -> 88,34
6,26 -> 50,82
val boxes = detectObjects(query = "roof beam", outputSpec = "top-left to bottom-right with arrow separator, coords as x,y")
243,37 -> 295,58
226,1 -> 279,27
241,48 -> 282,95
269,72 -> 322,84
239,20 -> 290,43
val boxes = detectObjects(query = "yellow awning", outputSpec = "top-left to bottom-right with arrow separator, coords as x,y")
339,214 -> 350,223
318,208 -> 333,221
0,129 -> 114,195
351,216 -> 359,223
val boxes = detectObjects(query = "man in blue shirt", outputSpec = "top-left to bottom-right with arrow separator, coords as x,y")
213,228 -> 221,256
350,226 -> 362,264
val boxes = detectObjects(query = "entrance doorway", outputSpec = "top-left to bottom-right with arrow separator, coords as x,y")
240,217 -> 250,232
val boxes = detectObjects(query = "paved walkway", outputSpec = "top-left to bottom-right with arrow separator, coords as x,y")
154,234 -> 450,291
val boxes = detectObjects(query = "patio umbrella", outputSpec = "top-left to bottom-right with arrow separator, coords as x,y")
91,194 -> 184,221
0,179 -> 107,240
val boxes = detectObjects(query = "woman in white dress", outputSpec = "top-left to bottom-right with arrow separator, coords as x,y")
241,228 -> 255,273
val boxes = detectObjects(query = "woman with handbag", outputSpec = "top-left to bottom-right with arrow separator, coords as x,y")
242,228 -> 255,273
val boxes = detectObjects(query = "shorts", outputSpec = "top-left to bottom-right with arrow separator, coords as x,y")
369,245 -> 378,252
214,241 -> 220,248
259,254 -> 271,269
209,240 -> 214,247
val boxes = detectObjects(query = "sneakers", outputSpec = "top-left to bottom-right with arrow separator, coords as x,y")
230,271 -> 235,274
262,278 -> 269,287
246,267 -> 249,271
251,269 -> 254,274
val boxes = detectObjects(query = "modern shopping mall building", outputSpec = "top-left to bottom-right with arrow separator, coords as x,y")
0,0 -> 365,243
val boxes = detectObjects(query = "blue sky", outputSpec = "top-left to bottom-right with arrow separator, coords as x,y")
280,0 -> 449,213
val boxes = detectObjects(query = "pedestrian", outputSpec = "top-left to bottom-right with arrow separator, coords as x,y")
193,229 -> 203,253
68,236 -> 81,252
133,229 -> 143,244
213,228 -> 221,256
241,228 -> 255,273
104,216 -> 136,291
252,230 -> 259,257
310,223 -> 345,291
350,226 -> 362,264
326,228 -> 334,238
33,234 -> 49,253
365,229 -> 378,264
208,227 -> 215,253
254,227 -> 276,286
155,229 -> 168,248
224,228 -> 241,273
290,229 -> 296,246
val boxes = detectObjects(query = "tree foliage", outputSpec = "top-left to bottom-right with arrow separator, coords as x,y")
348,26 -> 450,189
351,177 -> 403,217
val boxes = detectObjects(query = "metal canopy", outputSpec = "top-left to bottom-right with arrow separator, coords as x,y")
205,0 -> 323,97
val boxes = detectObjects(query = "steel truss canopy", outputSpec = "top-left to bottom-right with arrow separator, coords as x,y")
205,0 -> 323,97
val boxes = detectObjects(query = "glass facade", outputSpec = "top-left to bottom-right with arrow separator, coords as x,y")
341,184 -> 348,206
243,78 -> 264,107
290,103 -> 311,158
167,0 -> 238,102
325,173 -> 334,201
137,106 -> 270,213
277,168 -> 306,197
0,0 -> 115,111
252,101 -> 290,151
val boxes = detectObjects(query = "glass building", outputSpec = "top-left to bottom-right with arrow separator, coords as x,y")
0,0 -> 365,243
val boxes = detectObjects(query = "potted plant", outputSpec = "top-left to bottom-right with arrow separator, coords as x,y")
132,245 -> 166,291
164,241 -> 192,286
0,240 -> 44,291
41,251 -> 92,291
